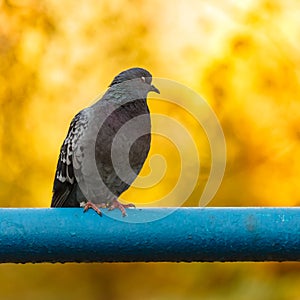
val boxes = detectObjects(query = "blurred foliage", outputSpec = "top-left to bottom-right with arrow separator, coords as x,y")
0,0 -> 300,299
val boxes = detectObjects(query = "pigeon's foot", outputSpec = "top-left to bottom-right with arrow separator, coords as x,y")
82,201 -> 103,216
108,199 -> 136,217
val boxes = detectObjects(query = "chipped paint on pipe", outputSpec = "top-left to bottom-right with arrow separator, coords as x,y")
0,208 -> 299,263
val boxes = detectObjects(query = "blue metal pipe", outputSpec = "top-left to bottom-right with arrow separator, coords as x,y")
0,208 -> 299,263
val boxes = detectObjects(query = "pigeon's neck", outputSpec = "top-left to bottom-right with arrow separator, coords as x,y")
120,98 -> 150,116
89,86 -> 150,122
104,82 -> 149,105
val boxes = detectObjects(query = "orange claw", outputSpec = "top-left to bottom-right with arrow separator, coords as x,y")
83,201 -> 102,216
108,199 -> 136,217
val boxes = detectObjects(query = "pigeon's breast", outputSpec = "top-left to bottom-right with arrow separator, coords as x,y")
95,99 -> 151,198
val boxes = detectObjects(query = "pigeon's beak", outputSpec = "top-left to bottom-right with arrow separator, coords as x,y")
150,84 -> 160,94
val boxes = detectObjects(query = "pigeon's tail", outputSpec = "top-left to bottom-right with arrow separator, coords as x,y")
51,180 -> 78,207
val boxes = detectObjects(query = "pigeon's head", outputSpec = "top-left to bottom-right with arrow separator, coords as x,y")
109,67 -> 160,95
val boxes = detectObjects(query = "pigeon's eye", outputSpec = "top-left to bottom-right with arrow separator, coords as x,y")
141,76 -> 146,83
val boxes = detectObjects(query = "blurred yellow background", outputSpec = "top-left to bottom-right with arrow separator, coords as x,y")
0,0 -> 299,299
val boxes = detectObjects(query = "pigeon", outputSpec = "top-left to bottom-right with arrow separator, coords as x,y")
51,67 -> 160,216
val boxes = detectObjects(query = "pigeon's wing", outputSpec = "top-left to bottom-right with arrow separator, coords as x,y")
51,110 -> 88,207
